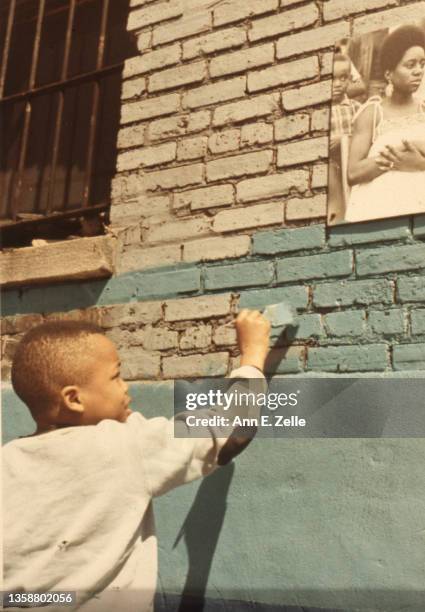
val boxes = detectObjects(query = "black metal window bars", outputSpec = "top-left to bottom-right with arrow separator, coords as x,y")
0,0 -> 133,246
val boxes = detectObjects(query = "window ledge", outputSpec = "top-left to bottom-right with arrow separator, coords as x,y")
0,235 -> 116,288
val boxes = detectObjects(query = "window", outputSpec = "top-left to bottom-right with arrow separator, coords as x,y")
0,0 -> 135,247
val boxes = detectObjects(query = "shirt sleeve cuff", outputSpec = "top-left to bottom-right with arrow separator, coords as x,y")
229,365 -> 265,379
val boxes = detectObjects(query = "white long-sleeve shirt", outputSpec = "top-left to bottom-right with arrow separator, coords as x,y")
3,366 -> 265,611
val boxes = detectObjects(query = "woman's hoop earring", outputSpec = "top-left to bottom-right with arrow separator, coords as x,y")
385,80 -> 393,98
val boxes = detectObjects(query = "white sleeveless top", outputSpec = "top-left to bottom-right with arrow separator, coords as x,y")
345,96 -> 425,223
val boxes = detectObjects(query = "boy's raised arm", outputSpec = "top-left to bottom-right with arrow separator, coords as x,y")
217,310 -> 270,465
134,309 -> 271,497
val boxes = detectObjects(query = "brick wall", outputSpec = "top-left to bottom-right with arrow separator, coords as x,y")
2,0 -> 425,380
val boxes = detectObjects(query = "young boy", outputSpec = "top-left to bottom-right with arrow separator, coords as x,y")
328,53 -> 362,223
3,309 -> 270,611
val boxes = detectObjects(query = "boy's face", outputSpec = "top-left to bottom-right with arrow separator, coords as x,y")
76,334 -> 131,424
332,60 -> 350,101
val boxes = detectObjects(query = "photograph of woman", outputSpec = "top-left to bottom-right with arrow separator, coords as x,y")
327,22 -> 425,226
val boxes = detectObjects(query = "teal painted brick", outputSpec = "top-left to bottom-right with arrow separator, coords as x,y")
252,225 -> 325,255
393,343 -> 425,370
413,214 -> 425,238
239,286 -> 308,310
204,261 -> 273,290
136,267 -> 200,298
368,309 -> 405,336
271,313 -> 323,340
265,348 -> 304,374
356,244 -> 425,277
324,310 -> 365,337
2,267 -> 201,317
313,279 -> 393,308
308,345 -> 388,372
411,310 -> 425,335
277,250 -> 352,283
328,218 -> 410,247
2,279 -> 113,317
397,276 -> 425,303
287,313 -> 323,340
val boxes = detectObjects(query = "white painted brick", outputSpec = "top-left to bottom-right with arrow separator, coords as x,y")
143,326 -> 178,350
148,61 -> 207,93
237,169 -> 309,202
144,163 -> 203,191
248,56 -> 318,93
121,77 -> 146,100
177,136 -> 208,160
311,107 -> 330,132
324,0 -> 398,22
210,44 -> 274,78
208,129 -> 240,154
118,224 -> 141,247
130,0 -> 157,8
181,0 -> 218,10
111,173 -> 144,202
117,142 -> 176,172
275,113 -> 309,141
207,150 -> 273,182
183,27 -> 246,60
124,44 -> 181,77
117,124 -> 145,149
213,93 -> 280,127
121,301 -> 163,325
240,122 -> 273,147
320,52 -> 334,77
213,0 -> 278,27
353,3 -> 425,35
213,202 -> 283,233
277,137 -> 328,167
249,4 -> 319,42
163,352 -> 229,378
137,30 -> 152,52
120,348 -> 161,380
285,194 -> 327,220
311,164 -> 328,189
183,76 -> 246,110
214,324 -> 237,346
281,80 -> 332,111
118,244 -> 181,273
276,21 -> 350,59
180,325 -> 212,350
153,11 -> 211,45
110,195 -> 170,223
121,93 -> 180,124
165,294 -> 232,321
145,216 -> 209,243
107,327 -> 142,348
121,301 -> 162,325
174,185 -> 234,210
100,304 -> 129,329
128,2 -> 183,30
184,235 -> 250,262
149,110 -> 210,141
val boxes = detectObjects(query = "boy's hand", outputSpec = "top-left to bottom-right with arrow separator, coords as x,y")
236,309 -> 271,373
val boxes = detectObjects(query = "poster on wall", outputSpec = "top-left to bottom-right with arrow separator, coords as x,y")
327,19 -> 425,226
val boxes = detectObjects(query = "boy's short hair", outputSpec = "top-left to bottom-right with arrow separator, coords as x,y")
11,321 -> 104,416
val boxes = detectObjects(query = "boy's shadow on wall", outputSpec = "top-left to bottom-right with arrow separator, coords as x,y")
173,462 -> 235,612
168,331 -> 293,612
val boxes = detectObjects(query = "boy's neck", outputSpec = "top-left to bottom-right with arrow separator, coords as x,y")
35,422 -> 70,435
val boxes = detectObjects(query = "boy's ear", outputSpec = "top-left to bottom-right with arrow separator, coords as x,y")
60,386 -> 85,414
